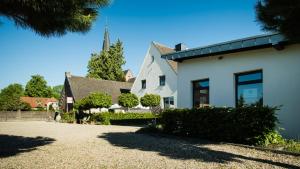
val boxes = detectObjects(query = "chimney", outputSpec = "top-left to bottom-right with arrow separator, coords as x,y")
65,72 -> 71,78
175,43 -> 188,52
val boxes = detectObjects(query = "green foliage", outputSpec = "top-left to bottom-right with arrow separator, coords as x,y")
118,93 -> 139,109
74,92 -> 112,110
283,140 -> 300,153
90,112 -> 111,125
0,83 -> 24,111
0,0 -> 110,37
87,39 -> 126,81
20,101 -> 31,111
48,104 -> 55,112
255,130 -> 285,146
256,0 -> 300,42
61,112 -> 76,123
25,75 -> 53,97
140,94 -> 161,108
52,85 -> 63,99
89,112 -> 155,125
161,105 -> 279,145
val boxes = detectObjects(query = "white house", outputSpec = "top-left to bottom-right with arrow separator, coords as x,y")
131,42 -> 178,109
162,33 -> 300,139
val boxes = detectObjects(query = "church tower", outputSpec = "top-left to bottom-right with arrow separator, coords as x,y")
102,26 -> 110,52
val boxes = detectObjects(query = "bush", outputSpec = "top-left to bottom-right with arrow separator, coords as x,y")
89,112 -> 156,125
61,112 -> 76,123
74,92 -> 112,110
161,105 -> 279,145
140,94 -> 160,108
254,130 -> 285,146
20,102 -> 31,111
118,93 -> 139,110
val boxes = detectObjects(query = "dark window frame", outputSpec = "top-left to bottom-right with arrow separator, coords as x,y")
141,79 -> 146,89
235,70 -> 263,107
192,78 -> 209,108
163,96 -> 174,109
159,75 -> 166,86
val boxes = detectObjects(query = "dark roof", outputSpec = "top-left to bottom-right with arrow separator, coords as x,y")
67,75 -> 132,103
152,42 -> 178,73
123,69 -> 129,74
162,33 -> 287,61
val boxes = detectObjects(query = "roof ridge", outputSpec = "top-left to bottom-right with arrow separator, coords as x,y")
70,75 -> 133,84
152,41 -> 173,49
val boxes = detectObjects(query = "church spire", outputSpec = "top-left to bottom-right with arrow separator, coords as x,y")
102,23 -> 110,52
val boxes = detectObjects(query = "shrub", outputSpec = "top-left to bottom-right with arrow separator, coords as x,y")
74,92 -> 112,110
20,102 -> 31,111
161,105 -> 279,145
254,130 -> 285,146
141,94 -> 160,111
140,94 -> 160,108
89,112 -> 156,125
61,112 -> 76,123
118,93 -> 139,110
90,112 -> 110,125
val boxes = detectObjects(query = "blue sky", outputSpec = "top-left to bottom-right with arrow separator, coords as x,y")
0,0 -> 264,89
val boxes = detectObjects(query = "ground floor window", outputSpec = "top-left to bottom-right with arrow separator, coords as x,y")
163,97 -> 174,108
192,79 -> 209,108
235,70 -> 263,106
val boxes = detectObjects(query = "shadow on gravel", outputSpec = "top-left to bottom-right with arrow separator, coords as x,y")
99,132 -> 300,169
0,135 -> 55,158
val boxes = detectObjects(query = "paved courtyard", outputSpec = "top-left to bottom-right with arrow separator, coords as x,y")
0,121 -> 299,169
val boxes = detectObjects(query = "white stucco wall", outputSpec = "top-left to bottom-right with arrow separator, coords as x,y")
131,43 -> 177,108
177,44 -> 300,138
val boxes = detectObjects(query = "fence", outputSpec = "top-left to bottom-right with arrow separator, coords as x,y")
0,111 -> 55,122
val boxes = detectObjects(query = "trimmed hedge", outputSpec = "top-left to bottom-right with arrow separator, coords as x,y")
161,106 -> 279,145
90,112 -> 156,125
61,112 -> 76,123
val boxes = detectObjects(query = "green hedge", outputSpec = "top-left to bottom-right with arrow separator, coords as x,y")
161,106 -> 279,145
61,112 -> 76,123
90,112 -> 156,125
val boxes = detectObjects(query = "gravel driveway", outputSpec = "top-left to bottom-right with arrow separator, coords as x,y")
0,121 -> 299,169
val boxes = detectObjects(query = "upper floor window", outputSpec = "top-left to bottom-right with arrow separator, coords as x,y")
141,80 -> 146,89
193,79 -> 209,108
235,70 -> 263,106
159,75 -> 166,86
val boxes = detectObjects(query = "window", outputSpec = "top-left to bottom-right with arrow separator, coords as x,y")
141,80 -> 146,89
159,75 -> 166,86
235,70 -> 263,106
193,79 -> 209,108
163,97 -> 174,109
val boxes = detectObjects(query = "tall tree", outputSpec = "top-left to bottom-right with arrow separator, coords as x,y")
25,75 -> 53,97
256,0 -> 300,42
52,85 -> 63,99
87,39 -> 126,81
0,0 -> 110,37
0,83 -> 24,111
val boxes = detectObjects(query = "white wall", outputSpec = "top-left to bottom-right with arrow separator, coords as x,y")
177,44 -> 300,138
131,43 -> 177,108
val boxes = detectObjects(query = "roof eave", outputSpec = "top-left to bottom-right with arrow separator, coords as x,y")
162,33 -> 287,61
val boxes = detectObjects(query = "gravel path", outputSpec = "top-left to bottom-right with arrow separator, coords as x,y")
0,121 -> 299,169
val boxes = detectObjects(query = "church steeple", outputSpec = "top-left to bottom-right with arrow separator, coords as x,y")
102,25 -> 110,52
